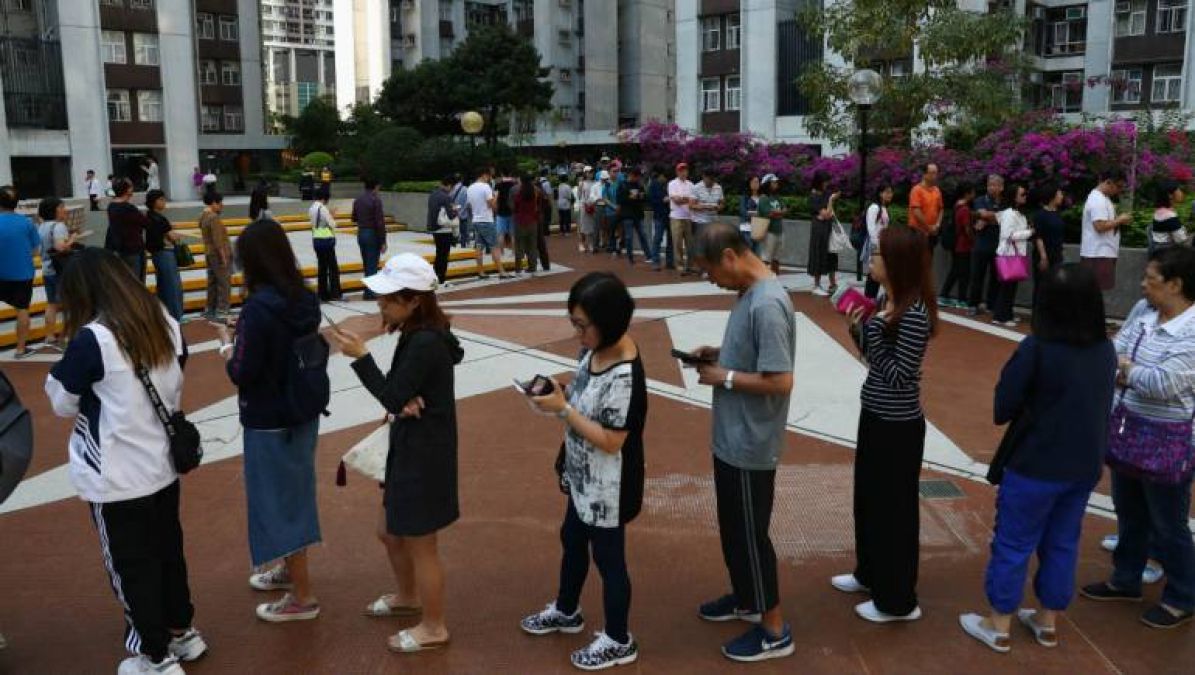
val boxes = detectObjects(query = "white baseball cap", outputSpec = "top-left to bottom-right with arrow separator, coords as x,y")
761,173 -> 780,185
363,253 -> 438,295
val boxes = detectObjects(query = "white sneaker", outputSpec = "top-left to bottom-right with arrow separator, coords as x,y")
118,655 -> 185,675
959,613 -> 1010,654
855,600 -> 922,624
249,565 -> 292,591
168,628 -> 207,662
830,574 -> 870,594
1101,534 -> 1118,552
1143,563 -> 1165,585
811,287 -> 829,297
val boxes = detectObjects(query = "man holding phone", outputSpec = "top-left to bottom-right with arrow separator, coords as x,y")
687,223 -> 795,663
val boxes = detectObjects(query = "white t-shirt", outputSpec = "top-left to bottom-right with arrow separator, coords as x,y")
668,178 -> 694,220
466,181 -> 495,223
1081,188 -> 1120,259
39,221 -> 68,276
86,178 -> 102,196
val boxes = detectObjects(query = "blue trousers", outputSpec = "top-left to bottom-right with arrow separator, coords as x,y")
651,212 -> 673,267
985,470 -> 1094,613
151,250 -> 184,321
1111,470 -> 1195,612
357,229 -> 383,299
621,217 -> 652,263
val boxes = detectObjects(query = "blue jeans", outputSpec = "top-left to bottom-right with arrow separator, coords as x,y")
243,418 -> 321,567
603,210 -> 619,252
651,212 -> 673,267
621,216 -> 652,263
458,218 -> 472,248
357,229 -> 383,299
1111,470 -> 1195,612
984,470 -> 1094,613
152,250 -> 184,321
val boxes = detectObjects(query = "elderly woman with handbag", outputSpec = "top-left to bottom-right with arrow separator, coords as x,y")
991,184 -> 1033,328
1080,245 -> 1195,629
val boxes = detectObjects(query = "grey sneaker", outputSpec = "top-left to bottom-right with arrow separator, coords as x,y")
249,565 -> 293,591
570,631 -> 639,671
520,602 -> 585,635
168,628 -> 208,662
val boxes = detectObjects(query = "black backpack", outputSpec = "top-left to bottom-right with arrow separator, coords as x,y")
0,369 -> 34,505
283,332 -> 331,425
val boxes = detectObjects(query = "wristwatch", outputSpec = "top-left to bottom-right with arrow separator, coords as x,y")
723,370 -> 736,391
557,404 -> 572,420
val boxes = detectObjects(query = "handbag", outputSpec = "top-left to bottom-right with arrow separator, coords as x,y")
340,421 -> 389,483
1106,331 -> 1195,484
986,339 -> 1040,485
437,206 -> 460,232
995,236 -> 1030,282
135,366 -> 202,474
828,218 -> 854,254
174,242 -> 195,268
750,216 -> 770,242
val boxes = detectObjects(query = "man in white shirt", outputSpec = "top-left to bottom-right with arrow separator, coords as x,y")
466,167 -> 504,279
1081,170 -> 1131,291
145,157 -> 160,191
691,170 -> 726,235
85,169 -> 103,211
668,163 -> 696,275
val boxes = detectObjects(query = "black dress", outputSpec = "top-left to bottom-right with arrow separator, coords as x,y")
351,328 -> 465,536
807,191 -> 838,276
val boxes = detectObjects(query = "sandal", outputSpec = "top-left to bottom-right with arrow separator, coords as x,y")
1017,609 -> 1057,647
959,613 -> 1010,654
387,629 -> 449,653
364,595 -> 422,618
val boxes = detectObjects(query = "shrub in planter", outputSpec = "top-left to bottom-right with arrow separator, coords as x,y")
301,151 -> 334,171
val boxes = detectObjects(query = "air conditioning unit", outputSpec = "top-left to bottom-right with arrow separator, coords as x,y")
1066,7 -> 1086,20
1115,1 -> 1131,13
402,34 -> 416,48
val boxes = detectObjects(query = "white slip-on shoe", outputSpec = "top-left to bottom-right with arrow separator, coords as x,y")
1015,609 -> 1058,648
959,613 -> 1011,654
831,574 -> 870,594
855,600 -> 922,624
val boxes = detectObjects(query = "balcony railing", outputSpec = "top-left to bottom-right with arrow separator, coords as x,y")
4,92 -> 68,129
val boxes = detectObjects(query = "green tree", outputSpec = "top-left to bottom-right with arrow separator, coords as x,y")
281,96 -> 342,156
375,58 -> 471,137
361,126 -> 424,184
798,1 -> 1029,147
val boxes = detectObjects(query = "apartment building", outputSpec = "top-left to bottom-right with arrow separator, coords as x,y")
0,0 -> 278,200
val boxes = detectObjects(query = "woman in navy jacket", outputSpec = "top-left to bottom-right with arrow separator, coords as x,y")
960,264 -> 1116,653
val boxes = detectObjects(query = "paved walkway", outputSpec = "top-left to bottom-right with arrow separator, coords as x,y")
0,237 -> 1192,674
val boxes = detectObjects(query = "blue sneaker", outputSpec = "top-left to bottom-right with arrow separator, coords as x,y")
698,594 -> 761,623
721,624 -> 795,662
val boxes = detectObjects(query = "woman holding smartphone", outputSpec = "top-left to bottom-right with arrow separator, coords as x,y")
518,272 -> 647,672
328,253 -> 464,654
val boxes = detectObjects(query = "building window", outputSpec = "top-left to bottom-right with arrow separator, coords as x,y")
1049,17 -> 1086,55
439,0 -> 453,21
107,89 -> 131,122
224,105 -> 244,131
133,33 -> 159,66
1157,0 -> 1187,34
221,61 -> 241,86
1114,0 -> 1146,37
101,30 -> 126,64
100,0 -> 122,6
200,60 -> 217,85
725,75 -> 742,110
1111,67 -> 1143,103
137,90 -> 163,122
439,36 -> 453,55
201,105 -> 221,131
1152,63 -> 1183,102
701,77 -> 721,112
219,15 -> 239,41
129,0 -> 153,9
1050,72 -> 1083,113
702,16 -> 720,52
725,13 -> 741,50
196,13 -> 215,39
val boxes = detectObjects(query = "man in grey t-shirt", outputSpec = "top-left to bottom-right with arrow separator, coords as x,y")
688,222 -> 796,663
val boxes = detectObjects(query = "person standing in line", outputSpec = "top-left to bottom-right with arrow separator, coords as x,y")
590,170 -> 611,254
578,166 -> 597,254
601,169 -> 622,255
739,176 -> 763,249
648,169 -> 673,271
495,171 -> 517,252
862,184 -> 893,299
467,167 -> 504,279
37,197 -> 81,351
968,174 -> 1005,317
1080,246 -> 1195,629
511,174 -> 543,277
1080,170 -> 1131,293
991,184 -> 1033,327
106,178 -> 149,281
45,248 -> 207,675
807,172 -> 840,296
0,186 -> 41,359
1149,180 -> 1188,253
191,167 -> 204,199
690,169 -> 725,244
668,164 -> 696,275
310,188 -> 342,302
756,175 -> 787,276
145,190 -> 185,322
353,179 -> 388,300
617,167 -> 652,266
85,169 -> 104,211
690,223 -> 796,662
536,173 -> 553,271
217,220 -> 328,624
319,166 -> 332,193
909,163 -> 944,244
519,272 -> 647,671
834,225 -> 937,625
557,177 -> 575,236
959,264 -> 1116,653
199,191 -> 232,322
450,174 -> 471,249
939,183 -> 975,309
329,254 -> 464,654
201,169 -> 218,196
426,177 -> 459,285
249,179 -> 271,222
1031,184 -> 1067,305
145,157 -> 160,192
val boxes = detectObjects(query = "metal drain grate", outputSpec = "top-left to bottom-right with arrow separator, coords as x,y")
918,479 -> 965,500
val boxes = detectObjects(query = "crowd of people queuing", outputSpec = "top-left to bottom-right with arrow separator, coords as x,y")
1,149 -> 1195,675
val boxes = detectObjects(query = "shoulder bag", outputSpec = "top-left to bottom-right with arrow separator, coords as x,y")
174,242 -> 196,268
1106,331 -> 1195,484
995,235 -> 1030,282
829,217 -> 854,254
339,419 -> 389,484
136,366 -> 202,474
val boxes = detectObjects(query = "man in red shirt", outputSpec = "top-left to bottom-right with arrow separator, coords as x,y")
908,163 -> 943,244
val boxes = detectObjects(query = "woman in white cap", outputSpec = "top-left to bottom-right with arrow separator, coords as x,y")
578,166 -> 597,253
328,253 -> 465,654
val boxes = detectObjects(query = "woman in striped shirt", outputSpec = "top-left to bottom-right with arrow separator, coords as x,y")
833,225 -> 938,624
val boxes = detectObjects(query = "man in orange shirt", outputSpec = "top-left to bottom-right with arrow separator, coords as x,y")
908,163 -> 943,244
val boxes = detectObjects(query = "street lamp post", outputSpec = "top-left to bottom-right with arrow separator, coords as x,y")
848,69 -> 882,282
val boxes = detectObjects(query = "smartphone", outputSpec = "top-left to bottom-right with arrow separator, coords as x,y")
671,348 -> 713,365
321,310 -> 345,333
512,375 -> 556,396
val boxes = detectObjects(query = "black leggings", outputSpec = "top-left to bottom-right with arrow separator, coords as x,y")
940,251 -> 971,301
555,499 -> 631,643
431,232 -> 454,284
314,243 -> 341,300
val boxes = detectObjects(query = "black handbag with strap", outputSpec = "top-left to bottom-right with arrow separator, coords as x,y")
135,366 -> 202,474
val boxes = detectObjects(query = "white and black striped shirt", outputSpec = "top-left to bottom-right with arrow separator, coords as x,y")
1114,299 -> 1195,441
860,302 -> 930,421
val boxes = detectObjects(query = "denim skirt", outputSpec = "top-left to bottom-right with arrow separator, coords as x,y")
243,418 -> 321,567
